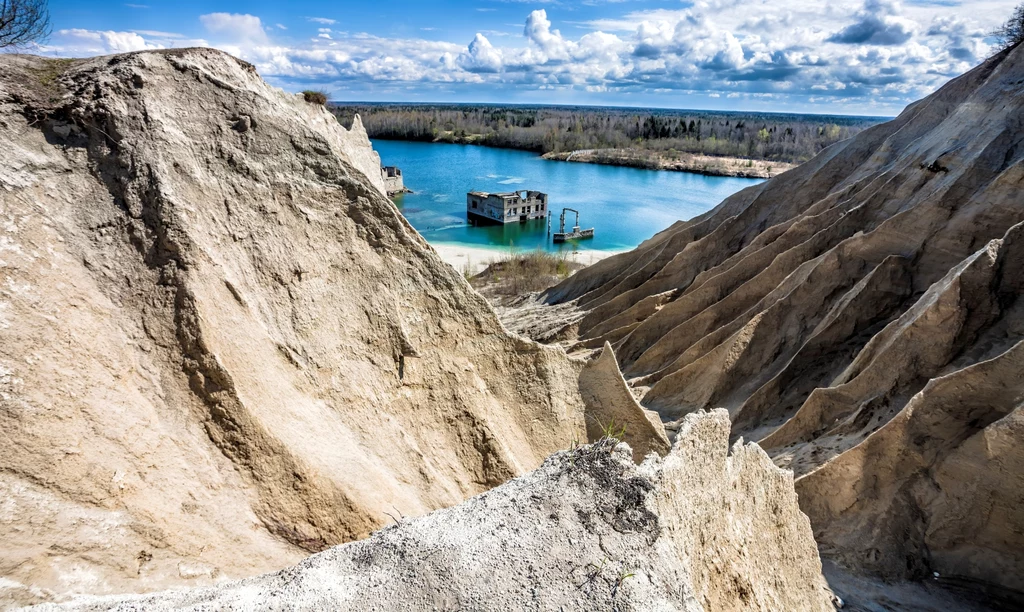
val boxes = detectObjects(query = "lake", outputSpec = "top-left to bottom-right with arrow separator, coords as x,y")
372,140 -> 763,253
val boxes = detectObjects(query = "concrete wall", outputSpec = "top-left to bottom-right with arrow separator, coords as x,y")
468,192 -> 548,224
467,194 -> 508,223
381,167 -> 405,195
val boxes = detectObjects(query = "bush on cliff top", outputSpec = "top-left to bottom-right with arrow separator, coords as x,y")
302,90 -> 328,105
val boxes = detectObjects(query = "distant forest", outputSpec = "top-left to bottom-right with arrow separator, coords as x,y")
331,104 -> 887,165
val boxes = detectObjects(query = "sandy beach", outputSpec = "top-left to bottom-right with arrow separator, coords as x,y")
431,242 -> 625,276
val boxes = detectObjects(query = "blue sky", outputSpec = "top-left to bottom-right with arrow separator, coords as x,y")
38,0 -> 1010,115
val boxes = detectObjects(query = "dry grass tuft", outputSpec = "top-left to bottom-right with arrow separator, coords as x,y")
472,250 -> 581,296
302,89 -> 328,105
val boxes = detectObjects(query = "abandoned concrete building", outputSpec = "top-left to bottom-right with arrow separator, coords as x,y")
381,166 -> 406,195
467,190 -> 548,224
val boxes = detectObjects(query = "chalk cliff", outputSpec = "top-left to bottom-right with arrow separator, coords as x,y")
542,43 -> 1024,595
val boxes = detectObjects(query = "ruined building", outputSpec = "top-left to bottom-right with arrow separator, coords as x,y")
467,190 -> 548,224
381,166 -> 406,195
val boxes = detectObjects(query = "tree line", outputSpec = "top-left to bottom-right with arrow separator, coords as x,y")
331,104 -> 886,165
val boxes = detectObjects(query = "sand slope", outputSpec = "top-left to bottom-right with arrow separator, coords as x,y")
541,44 -> 1024,592
0,49 -> 590,605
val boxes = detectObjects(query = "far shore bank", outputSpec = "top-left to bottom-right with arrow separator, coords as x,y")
542,149 -> 794,179
369,136 -> 791,179
431,242 -> 624,276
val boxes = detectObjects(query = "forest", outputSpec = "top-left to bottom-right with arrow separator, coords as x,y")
331,104 -> 886,165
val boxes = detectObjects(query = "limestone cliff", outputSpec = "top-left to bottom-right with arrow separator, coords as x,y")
539,42 -> 1024,595
0,49 -> 588,605
34,412 -> 834,612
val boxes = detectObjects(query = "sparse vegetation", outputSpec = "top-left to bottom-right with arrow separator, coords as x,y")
0,0 -> 51,49
302,89 -> 328,106
31,56 -> 70,88
992,3 -> 1024,51
612,570 -> 636,597
470,249 -> 579,296
599,419 -> 627,443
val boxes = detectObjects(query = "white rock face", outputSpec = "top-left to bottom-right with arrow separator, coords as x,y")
36,411 -> 834,612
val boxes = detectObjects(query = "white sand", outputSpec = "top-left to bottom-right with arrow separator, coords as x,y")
431,242 -> 624,275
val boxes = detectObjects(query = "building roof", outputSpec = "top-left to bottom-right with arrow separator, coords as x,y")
467,190 -> 545,198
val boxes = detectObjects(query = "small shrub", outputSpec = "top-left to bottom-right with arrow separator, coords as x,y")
302,89 -> 328,105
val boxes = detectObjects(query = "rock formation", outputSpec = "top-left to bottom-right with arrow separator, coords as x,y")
541,43 -> 1024,595
13,39 -> 1015,610
35,411 -> 834,612
577,342 -> 670,462
0,49 -> 591,605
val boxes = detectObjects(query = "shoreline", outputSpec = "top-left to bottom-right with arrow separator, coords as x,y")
431,242 -> 625,276
370,136 -> 790,179
541,149 -> 793,179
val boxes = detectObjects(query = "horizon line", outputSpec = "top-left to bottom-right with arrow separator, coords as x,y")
326,100 -> 895,121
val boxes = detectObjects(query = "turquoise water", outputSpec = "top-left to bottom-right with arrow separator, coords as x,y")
373,140 -> 762,252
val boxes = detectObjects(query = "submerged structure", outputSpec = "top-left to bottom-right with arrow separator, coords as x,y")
467,190 -> 548,224
380,166 -> 407,195
552,207 -> 595,243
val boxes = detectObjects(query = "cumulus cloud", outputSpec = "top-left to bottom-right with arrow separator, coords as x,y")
55,29 -> 156,53
200,13 -> 269,46
242,1 -> 1001,112
827,0 -> 916,45
41,1 -> 1008,113
459,33 -> 503,73
523,10 -> 571,61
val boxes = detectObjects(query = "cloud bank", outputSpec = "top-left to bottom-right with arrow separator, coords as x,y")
38,1 -> 1004,114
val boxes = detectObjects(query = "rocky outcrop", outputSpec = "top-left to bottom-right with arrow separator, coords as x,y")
540,43 -> 1024,595
36,411 -> 834,612
577,342 -> 670,462
0,49 -> 591,605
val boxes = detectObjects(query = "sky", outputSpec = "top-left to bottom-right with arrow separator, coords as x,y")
33,0 -> 1013,115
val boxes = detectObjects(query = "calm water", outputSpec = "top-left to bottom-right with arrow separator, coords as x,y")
373,140 -> 762,252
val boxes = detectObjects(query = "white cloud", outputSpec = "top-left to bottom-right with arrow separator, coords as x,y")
523,10 -> 571,61
458,33 -> 503,73
200,13 -> 269,46
41,1 -> 1010,113
48,29 -> 164,54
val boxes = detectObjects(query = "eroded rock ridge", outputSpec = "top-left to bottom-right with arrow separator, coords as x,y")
541,44 -> 1024,594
